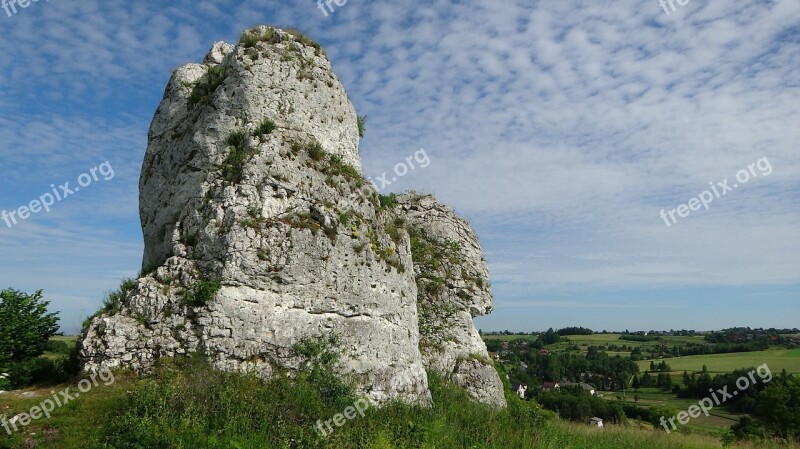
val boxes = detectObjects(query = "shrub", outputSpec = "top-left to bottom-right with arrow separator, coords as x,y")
357,115 -> 367,138
102,278 -> 136,314
182,278 -> 222,307
188,65 -> 227,106
253,118 -> 277,137
239,27 -> 279,48
280,212 -> 321,235
0,289 -> 60,389
283,28 -> 324,56
326,154 -> 361,184
306,140 -> 325,162
221,130 -> 257,183
378,193 -> 396,210
43,339 -> 72,354
180,231 -> 197,247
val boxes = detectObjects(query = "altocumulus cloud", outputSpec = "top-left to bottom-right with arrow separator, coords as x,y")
0,0 -> 798,332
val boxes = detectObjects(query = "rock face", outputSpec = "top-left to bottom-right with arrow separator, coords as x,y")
79,26 -> 505,408
396,194 -> 506,407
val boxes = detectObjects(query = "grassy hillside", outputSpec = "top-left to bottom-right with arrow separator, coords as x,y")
637,349 -> 800,374
482,333 -> 540,342
1,356 -> 798,449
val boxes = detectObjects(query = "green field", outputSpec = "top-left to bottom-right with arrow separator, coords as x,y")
482,333 -> 539,341
561,333 -> 706,345
638,349 -> 800,374
603,388 -> 740,436
482,333 -> 707,348
50,335 -> 78,344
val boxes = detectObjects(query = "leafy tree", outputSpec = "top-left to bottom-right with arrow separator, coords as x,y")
0,289 -> 60,388
538,328 -> 561,345
640,372 -> 653,388
649,404 -> 680,432
731,416 -> 765,441
755,377 -> 800,440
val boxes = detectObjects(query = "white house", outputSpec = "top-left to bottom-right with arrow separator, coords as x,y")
511,382 -> 528,399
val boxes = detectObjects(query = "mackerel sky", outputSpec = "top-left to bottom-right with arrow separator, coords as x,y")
0,0 -> 798,333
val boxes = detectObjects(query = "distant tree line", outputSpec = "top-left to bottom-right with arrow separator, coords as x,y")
705,327 -> 799,348
556,327 -> 594,336
619,334 -> 661,342
499,344 -> 640,391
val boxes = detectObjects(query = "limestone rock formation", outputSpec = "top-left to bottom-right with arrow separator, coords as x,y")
79,26 -> 505,408
395,194 -> 506,407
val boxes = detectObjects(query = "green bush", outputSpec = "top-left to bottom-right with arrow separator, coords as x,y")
283,28 -> 325,56
254,118 -> 277,136
0,289 -> 60,389
378,193 -> 396,210
307,140 -> 325,162
100,278 -> 136,315
357,115 -> 367,138
189,65 -> 227,106
326,154 -> 361,184
239,27 -> 279,48
182,279 -> 222,307
43,339 -> 72,354
221,130 -> 257,184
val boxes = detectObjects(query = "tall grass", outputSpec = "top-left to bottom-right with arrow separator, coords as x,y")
3,356 -> 798,449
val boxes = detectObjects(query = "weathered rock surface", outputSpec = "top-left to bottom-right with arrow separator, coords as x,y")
79,26 -> 505,408
396,194 -> 506,407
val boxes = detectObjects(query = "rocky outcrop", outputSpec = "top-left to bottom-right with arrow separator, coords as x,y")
395,194 -> 506,407
79,26 -> 505,408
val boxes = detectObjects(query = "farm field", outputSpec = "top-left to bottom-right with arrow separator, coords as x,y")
638,349 -> 800,374
549,334 -> 707,354
482,333 -> 708,349
482,333 -> 539,341
603,388 -> 740,436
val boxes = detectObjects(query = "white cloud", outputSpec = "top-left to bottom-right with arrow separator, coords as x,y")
0,0 -> 797,332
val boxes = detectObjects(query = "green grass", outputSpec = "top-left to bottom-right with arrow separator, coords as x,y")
604,388 -> 741,437
482,333 -> 540,342
3,356 -> 797,448
555,334 -> 707,349
638,349 -> 800,374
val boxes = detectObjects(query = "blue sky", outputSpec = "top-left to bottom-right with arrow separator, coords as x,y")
0,0 -> 798,334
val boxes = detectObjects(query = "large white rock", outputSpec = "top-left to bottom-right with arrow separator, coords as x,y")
79,26 -> 504,408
